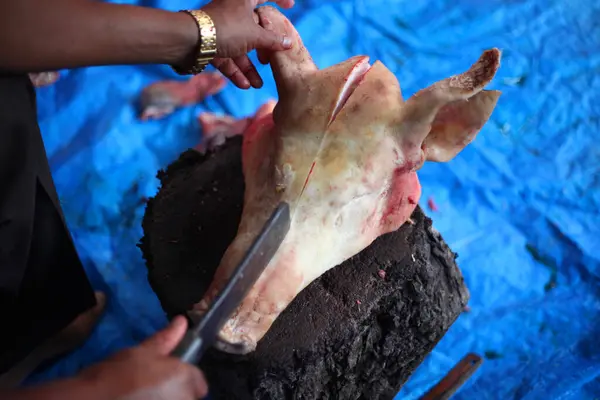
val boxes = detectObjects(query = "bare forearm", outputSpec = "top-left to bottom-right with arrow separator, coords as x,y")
0,0 -> 198,72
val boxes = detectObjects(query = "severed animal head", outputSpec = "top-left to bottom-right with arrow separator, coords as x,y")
190,6 -> 501,354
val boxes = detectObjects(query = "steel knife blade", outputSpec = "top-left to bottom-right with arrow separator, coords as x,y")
171,202 -> 291,364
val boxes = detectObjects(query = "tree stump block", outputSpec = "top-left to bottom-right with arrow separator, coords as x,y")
139,136 -> 469,400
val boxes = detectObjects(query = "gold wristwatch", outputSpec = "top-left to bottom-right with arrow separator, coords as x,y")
172,10 -> 217,75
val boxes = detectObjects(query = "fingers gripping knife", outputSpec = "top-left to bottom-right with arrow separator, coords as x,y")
171,202 -> 291,364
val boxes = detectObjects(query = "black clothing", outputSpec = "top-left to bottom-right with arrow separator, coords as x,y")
0,72 -> 96,374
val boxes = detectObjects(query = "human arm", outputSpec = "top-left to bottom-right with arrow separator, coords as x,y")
0,0 -> 294,88
0,0 -> 199,72
0,376 -> 110,400
1,316 -> 207,400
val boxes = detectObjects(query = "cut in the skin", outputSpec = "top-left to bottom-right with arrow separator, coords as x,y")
138,72 -> 227,120
189,6 -> 502,355
195,100 -> 277,154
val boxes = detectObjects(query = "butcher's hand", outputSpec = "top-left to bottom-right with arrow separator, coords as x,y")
201,0 -> 295,89
2,316 -> 208,400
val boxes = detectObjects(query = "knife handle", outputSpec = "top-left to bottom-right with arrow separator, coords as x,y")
171,331 -> 213,399
171,329 -> 203,364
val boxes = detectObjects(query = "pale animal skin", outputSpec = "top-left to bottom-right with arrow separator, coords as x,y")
190,6 -> 502,355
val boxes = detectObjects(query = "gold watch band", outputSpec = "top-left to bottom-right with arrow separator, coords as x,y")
172,9 -> 217,75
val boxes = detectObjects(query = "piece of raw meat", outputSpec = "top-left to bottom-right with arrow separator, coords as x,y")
29,71 -> 60,87
138,72 -> 226,120
195,100 -> 277,154
190,6 -> 501,355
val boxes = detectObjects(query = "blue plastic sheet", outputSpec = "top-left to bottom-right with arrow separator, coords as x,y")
25,0 -> 600,398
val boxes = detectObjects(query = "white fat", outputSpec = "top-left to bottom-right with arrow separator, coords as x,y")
292,59 -> 373,218
330,60 -> 372,124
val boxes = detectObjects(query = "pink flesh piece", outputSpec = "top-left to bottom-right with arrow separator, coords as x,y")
191,6 -> 502,354
194,100 -> 277,153
195,113 -> 252,153
139,72 -> 226,120
29,72 -> 60,88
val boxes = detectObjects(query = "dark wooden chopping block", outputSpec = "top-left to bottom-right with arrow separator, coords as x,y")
139,136 -> 469,400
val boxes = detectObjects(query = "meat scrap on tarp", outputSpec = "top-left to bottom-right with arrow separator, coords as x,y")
195,100 -> 277,154
29,71 -> 60,88
137,72 -> 226,120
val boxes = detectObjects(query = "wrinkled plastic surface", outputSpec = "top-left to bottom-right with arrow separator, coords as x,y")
26,0 -> 600,399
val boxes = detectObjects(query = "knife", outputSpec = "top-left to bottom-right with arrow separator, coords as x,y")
171,202 -> 291,364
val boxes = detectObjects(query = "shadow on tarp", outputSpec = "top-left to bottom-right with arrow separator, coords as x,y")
25,0 -> 600,399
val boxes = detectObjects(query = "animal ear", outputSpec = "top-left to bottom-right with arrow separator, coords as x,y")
423,89 -> 501,162
397,48 -> 502,163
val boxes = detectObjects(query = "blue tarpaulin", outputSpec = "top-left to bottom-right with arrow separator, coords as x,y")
25,0 -> 600,398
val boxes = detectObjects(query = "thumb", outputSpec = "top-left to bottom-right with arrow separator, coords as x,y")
255,27 -> 292,52
140,315 -> 188,355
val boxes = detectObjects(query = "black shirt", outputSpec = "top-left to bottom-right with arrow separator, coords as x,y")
0,72 -> 96,374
